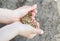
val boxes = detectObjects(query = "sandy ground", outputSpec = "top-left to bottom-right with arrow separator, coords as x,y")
0,0 -> 60,41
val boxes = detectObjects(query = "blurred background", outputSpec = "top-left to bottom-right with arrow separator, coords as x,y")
0,0 -> 60,41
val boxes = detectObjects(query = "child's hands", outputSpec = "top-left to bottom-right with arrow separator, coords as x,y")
0,4 -> 44,40
0,22 -> 43,41
8,22 -> 44,39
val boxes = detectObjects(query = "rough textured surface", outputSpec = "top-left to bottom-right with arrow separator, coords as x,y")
0,0 -> 60,41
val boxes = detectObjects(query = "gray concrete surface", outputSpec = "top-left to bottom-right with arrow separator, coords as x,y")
0,0 -> 60,41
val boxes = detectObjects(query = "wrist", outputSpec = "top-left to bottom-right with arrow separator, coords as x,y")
8,22 -> 23,33
0,9 -> 13,24
0,22 -> 21,41
5,23 -> 19,35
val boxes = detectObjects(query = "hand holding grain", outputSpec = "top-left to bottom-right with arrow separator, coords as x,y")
0,4 -> 44,40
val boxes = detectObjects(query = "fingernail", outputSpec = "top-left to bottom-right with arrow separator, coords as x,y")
33,4 -> 37,7
34,28 -> 44,35
32,4 -> 37,9
39,29 -> 44,35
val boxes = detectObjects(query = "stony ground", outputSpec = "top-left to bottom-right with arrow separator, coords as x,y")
0,0 -> 60,41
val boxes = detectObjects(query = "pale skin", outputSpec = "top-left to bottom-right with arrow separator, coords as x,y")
0,4 -> 44,41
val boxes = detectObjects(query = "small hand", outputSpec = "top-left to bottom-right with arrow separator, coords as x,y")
3,4 -> 37,24
7,22 -> 44,39
0,4 -> 37,24
0,4 -> 44,39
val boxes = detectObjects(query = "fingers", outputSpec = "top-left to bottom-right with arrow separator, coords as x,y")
13,4 -> 37,19
20,4 -> 37,15
26,24 -> 44,34
19,4 -> 37,12
26,26 -> 44,39
29,29 -> 44,39
11,22 -> 43,39
27,4 -> 37,12
31,9 -> 37,17
31,28 -> 44,35
16,4 -> 37,12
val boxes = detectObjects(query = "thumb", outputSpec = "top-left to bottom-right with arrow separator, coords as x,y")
20,4 -> 37,18
26,4 -> 37,12
13,4 -> 37,18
